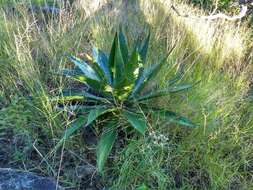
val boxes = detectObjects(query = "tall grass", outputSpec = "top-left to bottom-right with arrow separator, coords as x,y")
0,0 -> 252,189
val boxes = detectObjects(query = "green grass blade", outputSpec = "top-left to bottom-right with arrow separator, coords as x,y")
97,122 -> 117,173
123,110 -> 147,135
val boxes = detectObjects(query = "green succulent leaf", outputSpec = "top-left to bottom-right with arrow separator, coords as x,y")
167,68 -> 185,86
108,32 -> 126,87
53,95 -> 85,103
136,184 -> 149,190
62,89 -> 108,103
166,83 -> 193,92
125,50 -> 141,83
97,122 -> 117,173
87,107 -> 115,126
154,109 -> 195,128
130,62 -> 163,98
61,68 -> 105,90
69,56 -> 100,81
114,38 -> 125,87
92,47 -> 112,85
123,110 -> 147,135
119,28 -> 129,64
54,116 -> 87,150
139,32 -> 150,63
108,33 -> 117,82
65,105 -> 107,114
137,83 -> 193,101
60,68 -> 83,76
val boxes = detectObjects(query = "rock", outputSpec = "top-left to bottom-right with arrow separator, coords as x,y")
0,168 -> 62,190
74,0 -> 109,16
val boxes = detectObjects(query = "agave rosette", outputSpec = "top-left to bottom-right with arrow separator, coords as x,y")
57,30 -> 195,172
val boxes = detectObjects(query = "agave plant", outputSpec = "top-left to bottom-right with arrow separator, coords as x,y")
57,30 -> 194,173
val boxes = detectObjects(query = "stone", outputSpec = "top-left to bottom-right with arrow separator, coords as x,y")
0,168 -> 62,190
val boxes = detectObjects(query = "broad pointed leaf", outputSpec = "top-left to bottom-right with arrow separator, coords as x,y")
92,47 -> 112,85
123,110 -> 147,135
139,32 -> 150,63
137,184 -> 149,190
125,50 -> 141,83
62,89 -> 108,102
137,84 -> 192,102
130,62 -> 163,98
64,105 -> 107,114
166,83 -> 193,93
60,68 -> 83,76
86,107 -> 115,126
97,122 -> 117,173
108,33 -> 117,80
61,68 -> 105,90
69,56 -> 100,81
54,116 -> 87,150
167,69 -> 184,86
114,36 -> 125,87
154,109 -> 195,128
119,28 -> 128,64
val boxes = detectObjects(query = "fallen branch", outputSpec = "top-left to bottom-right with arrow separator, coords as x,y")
171,2 -> 250,21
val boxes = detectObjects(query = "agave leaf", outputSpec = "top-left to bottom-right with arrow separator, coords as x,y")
119,28 -> 129,64
167,68 -> 185,86
131,45 -> 177,98
54,95 -> 85,103
64,105 -> 107,114
114,36 -> 125,87
60,68 -> 83,76
97,122 -> 117,173
86,107 -> 115,126
166,83 -> 193,92
54,116 -> 87,151
139,32 -> 150,63
130,62 -> 163,98
62,89 -> 108,103
153,109 -> 195,128
125,50 -> 141,83
113,50 -> 141,98
108,33 -> 117,81
123,110 -> 147,135
64,72 -> 105,91
69,56 -> 100,81
137,184 -> 149,190
137,83 -> 193,102
108,33 -> 126,87
92,47 -> 112,85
